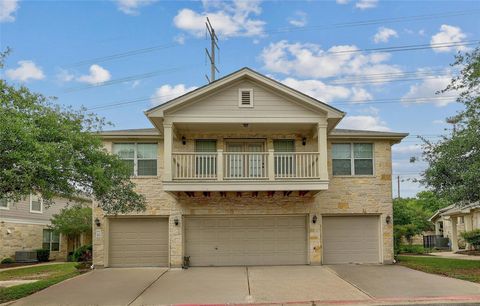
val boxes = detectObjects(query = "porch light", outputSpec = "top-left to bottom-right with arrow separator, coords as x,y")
312,215 -> 317,224
174,218 -> 179,226
242,123 -> 249,128
182,136 -> 186,145
302,137 -> 307,146
386,215 -> 391,224
94,218 -> 101,227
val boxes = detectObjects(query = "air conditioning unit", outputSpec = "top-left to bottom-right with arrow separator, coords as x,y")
15,250 -> 38,262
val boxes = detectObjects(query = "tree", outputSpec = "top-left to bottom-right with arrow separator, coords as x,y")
0,50 -> 145,214
50,205 -> 92,237
422,47 -> 480,205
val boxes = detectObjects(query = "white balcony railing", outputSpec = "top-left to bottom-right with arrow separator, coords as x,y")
172,151 -> 320,181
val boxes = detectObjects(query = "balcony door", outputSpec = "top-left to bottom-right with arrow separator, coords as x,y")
226,141 -> 265,178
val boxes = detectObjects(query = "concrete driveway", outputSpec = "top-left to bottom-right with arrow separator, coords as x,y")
7,265 -> 480,306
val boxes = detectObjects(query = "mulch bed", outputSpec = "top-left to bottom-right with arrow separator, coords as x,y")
456,250 -> 480,256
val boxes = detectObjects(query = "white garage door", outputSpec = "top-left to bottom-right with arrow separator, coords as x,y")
185,215 -> 307,266
109,218 -> 168,267
322,216 -> 380,264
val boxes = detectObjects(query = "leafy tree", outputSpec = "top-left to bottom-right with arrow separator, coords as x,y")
50,205 -> 92,237
422,47 -> 480,205
0,50 -> 145,214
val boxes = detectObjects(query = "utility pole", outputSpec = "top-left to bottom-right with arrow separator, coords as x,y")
397,175 -> 401,199
205,17 -> 219,83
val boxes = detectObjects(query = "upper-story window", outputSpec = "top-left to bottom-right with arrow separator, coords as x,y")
0,197 -> 8,210
113,143 -> 157,176
332,143 -> 374,176
30,194 -> 43,213
238,88 -> 253,107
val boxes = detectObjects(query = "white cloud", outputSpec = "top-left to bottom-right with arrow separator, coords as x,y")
401,70 -> 456,107
373,27 -> 398,43
431,24 -> 468,53
174,34 -> 186,45
115,0 -> 155,15
56,69 -> 75,82
77,64 -> 111,84
337,115 -> 390,131
151,84 -> 197,106
0,0 -> 19,22
288,11 -> 307,27
350,87 -> 373,102
280,78 -> 351,102
131,80 -> 141,88
6,60 -> 45,82
392,144 -> 422,154
173,0 -> 265,38
260,40 -> 401,79
356,0 -> 378,10
336,0 -> 350,4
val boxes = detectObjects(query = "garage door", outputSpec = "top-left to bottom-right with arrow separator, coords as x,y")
185,215 -> 307,266
108,218 -> 168,267
322,216 -> 380,264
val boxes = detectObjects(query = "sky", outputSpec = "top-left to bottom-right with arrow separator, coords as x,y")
1,0 -> 479,197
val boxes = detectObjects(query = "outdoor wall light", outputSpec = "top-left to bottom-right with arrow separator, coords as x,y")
312,215 -> 317,224
302,137 -> 307,146
174,218 -> 179,226
182,136 -> 186,145
386,215 -> 392,224
242,123 -> 249,128
94,218 -> 101,227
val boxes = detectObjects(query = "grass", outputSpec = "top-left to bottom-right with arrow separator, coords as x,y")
0,263 -> 81,303
397,255 -> 480,283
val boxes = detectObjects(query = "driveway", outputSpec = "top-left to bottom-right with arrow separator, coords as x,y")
7,265 -> 480,306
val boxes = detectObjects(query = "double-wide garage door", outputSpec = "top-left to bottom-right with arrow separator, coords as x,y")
322,216 -> 380,264
109,218 -> 168,267
185,216 -> 307,266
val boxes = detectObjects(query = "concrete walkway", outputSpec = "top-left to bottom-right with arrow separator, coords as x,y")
6,265 -> 480,306
429,251 -> 480,261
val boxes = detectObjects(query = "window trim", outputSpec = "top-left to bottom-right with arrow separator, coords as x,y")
43,229 -> 61,252
238,88 -> 254,108
29,194 -> 43,214
0,198 -> 9,210
332,142 -> 375,177
113,142 -> 158,177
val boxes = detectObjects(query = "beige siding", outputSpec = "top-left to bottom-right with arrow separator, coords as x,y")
167,80 -> 325,120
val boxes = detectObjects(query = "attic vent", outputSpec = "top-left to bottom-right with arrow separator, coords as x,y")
239,88 -> 253,107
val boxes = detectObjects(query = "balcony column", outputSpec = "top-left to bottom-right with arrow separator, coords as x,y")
317,122 -> 328,181
268,149 -> 275,181
450,217 -> 459,252
217,149 -> 224,181
163,123 -> 173,181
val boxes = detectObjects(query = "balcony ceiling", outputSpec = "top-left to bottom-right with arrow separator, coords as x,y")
173,122 -> 317,134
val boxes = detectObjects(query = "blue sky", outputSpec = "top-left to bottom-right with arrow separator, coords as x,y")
1,0 -> 479,197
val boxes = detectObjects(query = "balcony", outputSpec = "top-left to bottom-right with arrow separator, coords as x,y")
163,150 -> 329,193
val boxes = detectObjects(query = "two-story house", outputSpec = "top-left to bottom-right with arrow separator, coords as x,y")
92,68 -> 407,268
1,195 -> 92,261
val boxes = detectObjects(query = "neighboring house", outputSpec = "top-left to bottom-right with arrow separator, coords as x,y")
0,195 -> 92,261
429,202 -> 480,251
92,68 -> 407,268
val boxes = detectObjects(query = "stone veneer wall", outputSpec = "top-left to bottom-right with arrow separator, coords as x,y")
93,139 -> 394,267
0,221 -> 68,261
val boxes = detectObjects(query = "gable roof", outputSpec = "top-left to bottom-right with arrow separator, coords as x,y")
145,67 -> 345,119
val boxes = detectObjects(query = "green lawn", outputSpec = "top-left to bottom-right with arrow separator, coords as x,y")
397,255 -> 480,283
0,263 -> 81,303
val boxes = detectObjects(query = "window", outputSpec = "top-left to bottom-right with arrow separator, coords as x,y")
113,143 -> 157,176
238,88 -> 253,107
274,140 -> 295,176
0,198 -> 8,210
30,194 -> 43,213
332,143 -> 374,176
195,140 -> 217,176
43,229 -> 60,251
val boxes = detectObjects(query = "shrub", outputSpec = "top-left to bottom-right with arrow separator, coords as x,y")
461,229 -> 480,250
36,249 -> 50,262
1,257 -> 14,264
398,244 -> 427,254
72,244 -> 92,262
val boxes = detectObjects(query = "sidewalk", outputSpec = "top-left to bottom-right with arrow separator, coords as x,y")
0,261 -> 67,272
429,251 -> 480,261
